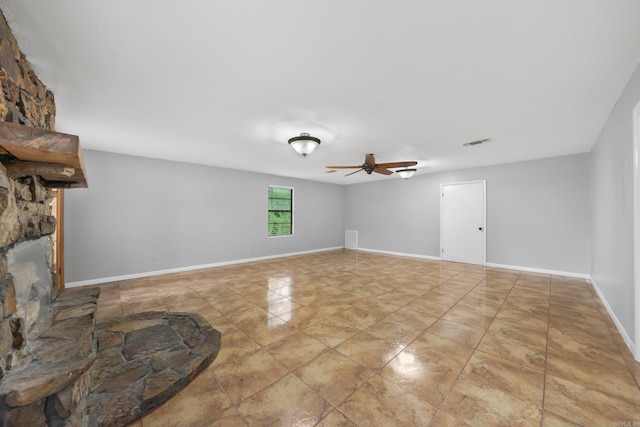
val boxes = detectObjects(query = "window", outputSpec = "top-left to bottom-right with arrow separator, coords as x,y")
268,186 -> 293,236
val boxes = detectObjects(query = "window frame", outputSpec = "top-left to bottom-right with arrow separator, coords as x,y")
268,185 -> 294,237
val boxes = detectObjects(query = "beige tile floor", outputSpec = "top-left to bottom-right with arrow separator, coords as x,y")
89,249 -> 640,426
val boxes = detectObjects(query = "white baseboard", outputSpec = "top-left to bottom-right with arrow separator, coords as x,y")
485,262 -> 591,280
590,276 -> 638,361
65,246 -> 344,288
355,249 -> 592,279
356,247 -> 441,261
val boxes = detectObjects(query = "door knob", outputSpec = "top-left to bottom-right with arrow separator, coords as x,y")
478,227 -> 483,231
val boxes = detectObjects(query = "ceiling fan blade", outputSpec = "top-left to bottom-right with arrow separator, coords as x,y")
376,161 -> 418,169
326,165 -> 362,169
345,169 -> 364,177
373,167 -> 394,175
365,154 -> 376,168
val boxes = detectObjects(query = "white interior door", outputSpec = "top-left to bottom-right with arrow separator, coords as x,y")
441,180 -> 486,265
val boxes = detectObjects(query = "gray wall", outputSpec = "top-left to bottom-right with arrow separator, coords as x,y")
345,154 -> 591,274
64,150 -> 345,283
590,65 -> 640,344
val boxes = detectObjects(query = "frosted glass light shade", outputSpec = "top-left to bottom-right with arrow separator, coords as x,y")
288,133 -> 320,157
397,168 -> 416,179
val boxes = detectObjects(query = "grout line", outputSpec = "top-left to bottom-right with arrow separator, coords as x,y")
539,273 -> 551,427
432,268 -> 518,418
210,371 -> 250,427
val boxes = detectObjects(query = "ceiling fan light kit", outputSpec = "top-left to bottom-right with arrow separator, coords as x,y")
396,168 -> 417,179
326,154 -> 418,178
288,132 -> 321,157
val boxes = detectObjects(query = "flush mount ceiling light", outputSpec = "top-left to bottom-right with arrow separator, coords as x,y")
288,132 -> 321,157
396,168 -> 417,179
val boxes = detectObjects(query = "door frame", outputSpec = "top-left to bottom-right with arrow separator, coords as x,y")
440,180 -> 487,265
633,101 -> 640,361
53,189 -> 64,291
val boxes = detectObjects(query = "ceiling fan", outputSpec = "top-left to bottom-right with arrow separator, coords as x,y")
326,154 -> 418,176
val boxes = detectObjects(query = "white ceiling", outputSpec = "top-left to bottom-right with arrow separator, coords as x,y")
2,1 -> 640,184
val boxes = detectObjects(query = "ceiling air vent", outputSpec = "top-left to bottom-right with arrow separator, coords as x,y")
463,138 -> 491,147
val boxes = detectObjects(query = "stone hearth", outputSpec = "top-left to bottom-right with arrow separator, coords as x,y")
0,285 -> 221,426
88,311 -> 221,426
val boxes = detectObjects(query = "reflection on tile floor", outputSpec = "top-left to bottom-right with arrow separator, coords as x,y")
87,249 -> 640,426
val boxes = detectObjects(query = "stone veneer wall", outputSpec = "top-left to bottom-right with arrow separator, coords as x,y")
0,10 -> 59,383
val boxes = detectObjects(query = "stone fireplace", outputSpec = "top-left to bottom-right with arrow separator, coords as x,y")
5,237 -> 56,366
0,11 -> 220,426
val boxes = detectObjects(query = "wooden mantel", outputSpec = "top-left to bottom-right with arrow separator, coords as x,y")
0,122 -> 88,188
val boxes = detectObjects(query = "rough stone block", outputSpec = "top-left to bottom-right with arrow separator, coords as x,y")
0,83 -> 7,120
19,64 -> 36,98
150,348 -> 194,373
64,411 -> 84,427
52,302 -> 96,322
0,275 -> 16,316
4,398 -> 46,427
56,287 -> 100,302
29,176 -> 47,203
0,69 -> 20,104
0,162 -> 12,191
0,188 -> 20,247
103,316 -> 164,334
53,387 -> 73,417
171,318 -> 201,348
54,294 -> 99,309
34,324 -> 93,364
32,70 -> 46,101
40,315 -> 93,340
0,257 -> 6,283
190,312 -> 212,329
29,336 -> 75,364
196,327 -> 222,358
12,181 -> 31,202
141,370 -> 183,406
0,39 -> 20,84
40,215 -> 56,236
96,331 -> 122,352
122,324 -> 182,360
86,383 -> 143,427
92,365 -> 150,394
182,354 -> 208,382
16,199 -> 49,240
9,317 -> 22,348
88,355 -> 138,387
0,318 -> 12,356
0,357 -> 90,407
70,371 -> 89,416
3,346 -> 32,371
44,90 -> 55,123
